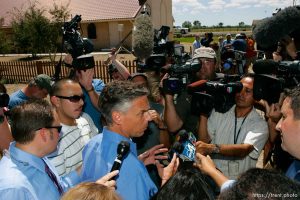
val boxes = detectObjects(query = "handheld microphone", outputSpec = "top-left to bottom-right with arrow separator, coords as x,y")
177,130 -> 196,161
110,141 -> 130,179
132,13 -> 154,61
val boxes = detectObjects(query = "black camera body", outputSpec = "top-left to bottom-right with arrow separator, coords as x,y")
190,78 -> 243,115
137,25 -> 191,73
63,15 -> 95,70
0,93 -> 9,107
253,60 -> 300,104
162,60 -> 201,94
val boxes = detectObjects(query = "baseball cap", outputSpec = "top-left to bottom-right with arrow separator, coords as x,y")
226,33 -> 231,36
193,47 -> 216,59
34,74 -> 52,92
129,73 -> 148,81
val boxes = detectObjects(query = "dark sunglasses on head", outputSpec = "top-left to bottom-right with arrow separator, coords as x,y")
36,126 -> 62,133
56,95 -> 84,103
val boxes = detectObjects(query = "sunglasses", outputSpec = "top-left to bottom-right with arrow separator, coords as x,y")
56,95 -> 84,103
36,126 -> 62,133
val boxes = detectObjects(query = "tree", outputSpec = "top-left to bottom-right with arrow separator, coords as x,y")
238,21 -> 245,27
0,30 -> 12,54
48,2 -> 70,61
218,22 -> 223,27
182,21 -> 192,29
0,17 -> 12,54
193,20 -> 201,29
11,2 -> 69,58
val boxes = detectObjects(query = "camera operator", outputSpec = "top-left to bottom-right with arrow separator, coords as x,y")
64,54 -> 105,131
273,35 -> 299,62
62,15 -> 106,131
0,83 -> 13,155
163,47 -> 218,137
196,74 -> 269,179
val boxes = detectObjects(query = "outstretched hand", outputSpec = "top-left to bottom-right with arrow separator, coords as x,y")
155,153 -> 179,186
138,144 -> 168,166
194,153 -> 216,175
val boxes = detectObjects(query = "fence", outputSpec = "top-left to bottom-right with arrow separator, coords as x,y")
0,59 -> 137,84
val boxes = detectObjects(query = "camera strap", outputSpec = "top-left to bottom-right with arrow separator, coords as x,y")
234,109 -> 250,144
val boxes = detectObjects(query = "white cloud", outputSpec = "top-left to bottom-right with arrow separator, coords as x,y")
172,0 -> 295,25
173,0 -> 293,12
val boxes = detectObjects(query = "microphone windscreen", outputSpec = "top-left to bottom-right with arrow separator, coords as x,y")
253,6 -> 300,50
172,142 -> 183,154
132,14 -> 154,61
253,59 -> 278,74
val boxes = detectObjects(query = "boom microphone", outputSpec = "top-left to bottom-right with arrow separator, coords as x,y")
132,12 -> 154,61
110,141 -> 130,180
253,6 -> 300,50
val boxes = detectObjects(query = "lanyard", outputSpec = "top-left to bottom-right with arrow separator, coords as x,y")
234,110 -> 249,144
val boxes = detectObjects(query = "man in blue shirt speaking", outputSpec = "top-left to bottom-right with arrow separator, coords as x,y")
81,81 -> 159,200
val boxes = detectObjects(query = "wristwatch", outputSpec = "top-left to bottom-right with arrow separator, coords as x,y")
212,144 -> 220,154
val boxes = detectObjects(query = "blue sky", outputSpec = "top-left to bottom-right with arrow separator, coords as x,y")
172,0 -> 297,26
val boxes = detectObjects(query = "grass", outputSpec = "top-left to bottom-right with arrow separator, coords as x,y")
175,36 -> 221,44
175,37 -> 194,43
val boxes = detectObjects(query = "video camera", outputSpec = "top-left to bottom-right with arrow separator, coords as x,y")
189,75 -> 243,114
0,93 -> 9,107
137,26 -> 191,72
253,59 -> 300,104
63,14 -> 95,70
162,59 -> 201,94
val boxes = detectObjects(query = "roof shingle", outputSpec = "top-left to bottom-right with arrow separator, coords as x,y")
0,0 -> 142,27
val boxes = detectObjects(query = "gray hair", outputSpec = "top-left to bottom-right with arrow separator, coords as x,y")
98,81 -> 149,125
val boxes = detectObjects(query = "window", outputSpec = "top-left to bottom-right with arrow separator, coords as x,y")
87,23 -> 96,39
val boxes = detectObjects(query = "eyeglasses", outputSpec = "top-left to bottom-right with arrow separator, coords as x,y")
56,95 -> 84,103
36,126 -> 62,133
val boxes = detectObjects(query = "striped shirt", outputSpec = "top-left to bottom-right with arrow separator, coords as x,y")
208,105 -> 268,179
48,112 -> 98,176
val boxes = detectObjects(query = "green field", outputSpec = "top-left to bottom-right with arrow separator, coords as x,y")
174,26 -> 252,44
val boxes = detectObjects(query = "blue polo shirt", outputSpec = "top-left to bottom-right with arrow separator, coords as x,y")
81,127 -> 158,200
